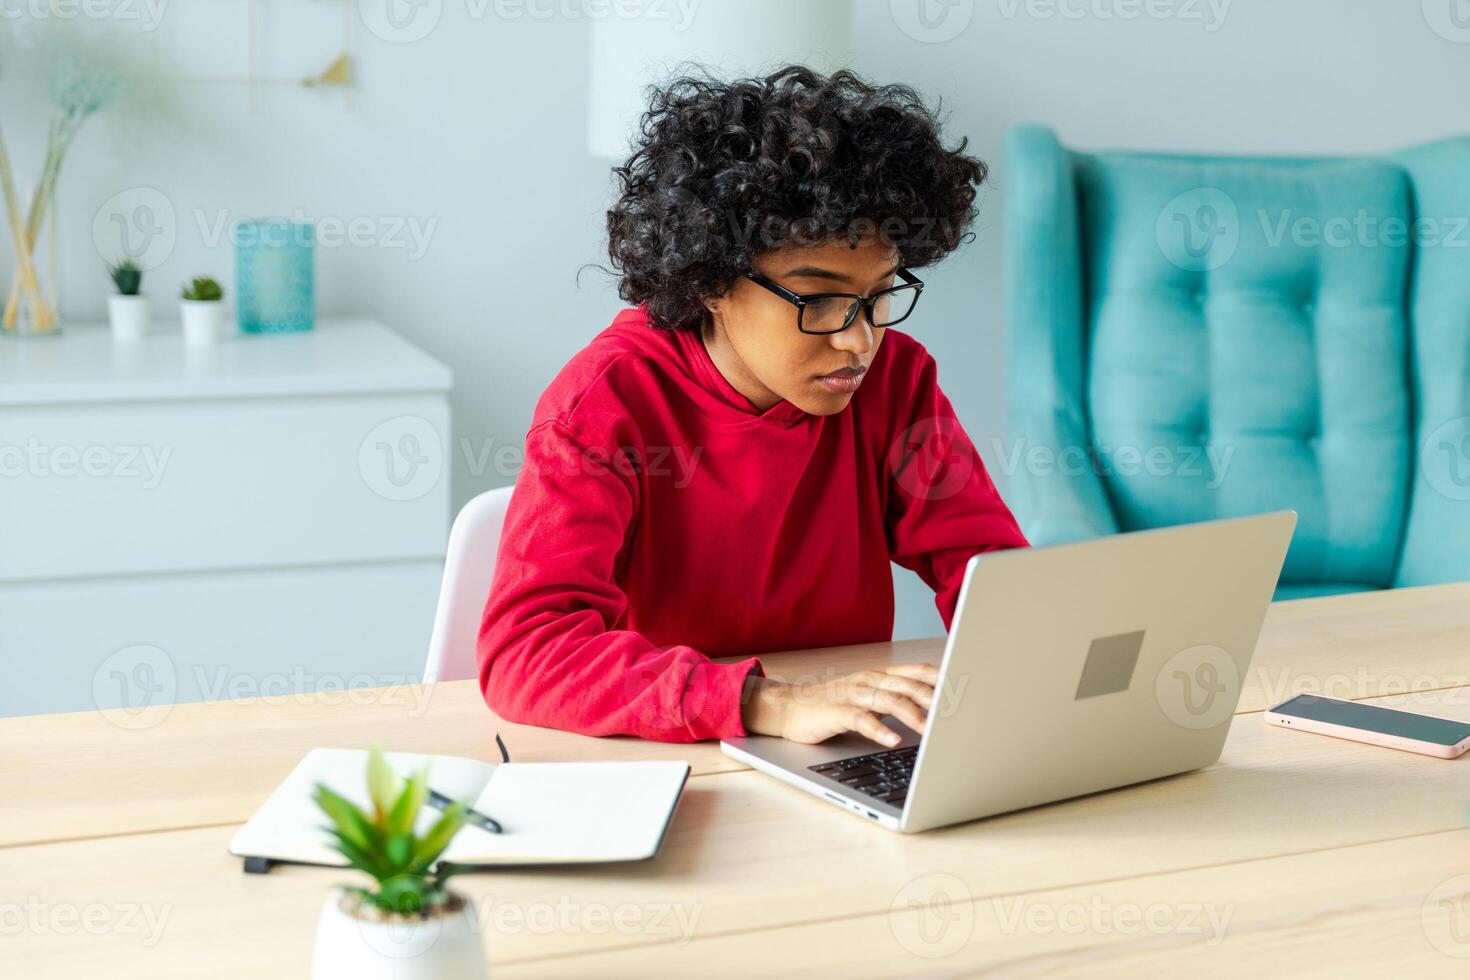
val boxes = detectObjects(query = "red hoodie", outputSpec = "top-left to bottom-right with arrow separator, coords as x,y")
477,306 -> 1027,742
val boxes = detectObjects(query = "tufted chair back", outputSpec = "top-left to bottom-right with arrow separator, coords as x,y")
1005,126 -> 1470,598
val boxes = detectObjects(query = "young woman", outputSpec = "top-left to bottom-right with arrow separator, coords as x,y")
478,65 -> 1027,747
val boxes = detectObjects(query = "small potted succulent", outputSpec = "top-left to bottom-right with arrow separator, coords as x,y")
107,259 -> 150,340
179,275 -> 227,346
310,746 -> 487,979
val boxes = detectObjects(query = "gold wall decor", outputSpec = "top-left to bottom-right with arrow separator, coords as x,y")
162,0 -> 355,111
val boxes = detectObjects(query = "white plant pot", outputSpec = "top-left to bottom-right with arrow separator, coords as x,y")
310,890 -> 488,980
180,299 -> 228,346
108,294 -> 151,341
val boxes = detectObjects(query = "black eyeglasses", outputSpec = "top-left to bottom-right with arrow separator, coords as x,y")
745,267 -> 925,335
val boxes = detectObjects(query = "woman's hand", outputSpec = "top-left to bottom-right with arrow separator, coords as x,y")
740,664 -> 938,747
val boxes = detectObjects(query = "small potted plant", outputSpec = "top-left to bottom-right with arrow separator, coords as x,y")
179,275 -> 227,346
107,259 -> 149,340
310,746 -> 487,979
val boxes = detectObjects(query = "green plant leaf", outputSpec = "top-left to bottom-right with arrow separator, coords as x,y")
107,259 -> 142,295
366,744 -> 401,824
329,833 -> 387,881
180,275 -> 223,302
385,833 -> 414,871
386,765 -> 430,838
313,784 -> 382,854
376,876 -> 430,917
408,803 -> 468,874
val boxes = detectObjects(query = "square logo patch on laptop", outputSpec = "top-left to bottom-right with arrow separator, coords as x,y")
1074,629 -> 1146,700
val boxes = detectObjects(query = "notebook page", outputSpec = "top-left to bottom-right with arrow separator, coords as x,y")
229,748 -> 495,865
443,761 -> 690,865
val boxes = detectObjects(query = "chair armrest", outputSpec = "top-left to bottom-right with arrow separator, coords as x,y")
1390,137 -> 1470,587
1004,125 -> 1120,544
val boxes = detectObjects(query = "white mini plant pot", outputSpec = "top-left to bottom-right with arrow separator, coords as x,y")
180,299 -> 227,347
108,294 -> 151,341
310,889 -> 488,980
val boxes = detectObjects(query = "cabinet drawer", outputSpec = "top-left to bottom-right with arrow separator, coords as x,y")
0,394 -> 449,581
0,560 -> 442,718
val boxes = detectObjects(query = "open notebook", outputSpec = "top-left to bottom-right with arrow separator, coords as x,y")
229,748 -> 690,871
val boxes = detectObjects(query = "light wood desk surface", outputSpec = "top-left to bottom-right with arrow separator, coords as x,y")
4,583 -> 1470,977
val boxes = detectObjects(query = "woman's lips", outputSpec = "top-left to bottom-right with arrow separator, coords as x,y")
816,366 -> 866,394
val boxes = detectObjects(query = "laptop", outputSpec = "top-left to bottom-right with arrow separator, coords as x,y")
721,511 -> 1296,833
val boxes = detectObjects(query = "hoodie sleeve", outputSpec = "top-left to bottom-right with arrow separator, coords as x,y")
476,418 -> 762,742
886,349 -> 1030,628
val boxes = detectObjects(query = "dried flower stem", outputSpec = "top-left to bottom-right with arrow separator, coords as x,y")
0,123 -> 55,333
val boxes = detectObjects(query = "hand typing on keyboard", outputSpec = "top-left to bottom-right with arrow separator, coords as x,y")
740,663 -> 935,747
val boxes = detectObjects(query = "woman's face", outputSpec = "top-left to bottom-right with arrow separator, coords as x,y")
702,237 -> 900,417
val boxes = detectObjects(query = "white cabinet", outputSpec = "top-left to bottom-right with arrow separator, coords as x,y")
0,319 -> 453,717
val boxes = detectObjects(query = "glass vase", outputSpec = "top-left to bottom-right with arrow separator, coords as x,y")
234,219 -> 315,334
3,177 -> 62,338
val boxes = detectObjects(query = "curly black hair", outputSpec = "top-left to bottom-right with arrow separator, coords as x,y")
605,64 -> 987,333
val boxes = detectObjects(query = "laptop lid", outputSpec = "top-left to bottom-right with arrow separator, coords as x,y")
901,511 -> 1296,832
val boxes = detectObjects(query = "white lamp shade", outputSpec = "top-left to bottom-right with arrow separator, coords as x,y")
588,0 -> 853,160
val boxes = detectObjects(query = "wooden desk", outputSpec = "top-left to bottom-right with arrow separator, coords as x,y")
5,583 -> 1470,977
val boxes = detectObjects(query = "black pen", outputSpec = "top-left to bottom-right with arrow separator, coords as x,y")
427,789 -> 502,834
425,734 -> 511,834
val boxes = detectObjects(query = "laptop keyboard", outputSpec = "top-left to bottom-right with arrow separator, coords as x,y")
809,745 -> 917,807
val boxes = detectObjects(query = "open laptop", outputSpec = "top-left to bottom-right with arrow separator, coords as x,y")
721,511 -> 1296,833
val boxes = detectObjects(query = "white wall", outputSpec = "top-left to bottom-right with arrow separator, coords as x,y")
9,0 -> 1469,641
865,0 -> 1470,637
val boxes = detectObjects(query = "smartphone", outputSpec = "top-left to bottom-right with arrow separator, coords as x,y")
1264,694 -> 1470,759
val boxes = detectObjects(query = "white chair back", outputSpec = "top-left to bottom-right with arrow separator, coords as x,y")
423,486 -> 515,683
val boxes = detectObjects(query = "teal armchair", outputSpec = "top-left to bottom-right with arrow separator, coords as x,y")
1004,126 -> 1470,599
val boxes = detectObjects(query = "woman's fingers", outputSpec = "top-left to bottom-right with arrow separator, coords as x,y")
838,683 -> 927,737
778,664 -> 944,748
883,662 -> 940,686
846,707 -> 902,748
868,672 -> 935,711
861,687 -> 929,735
